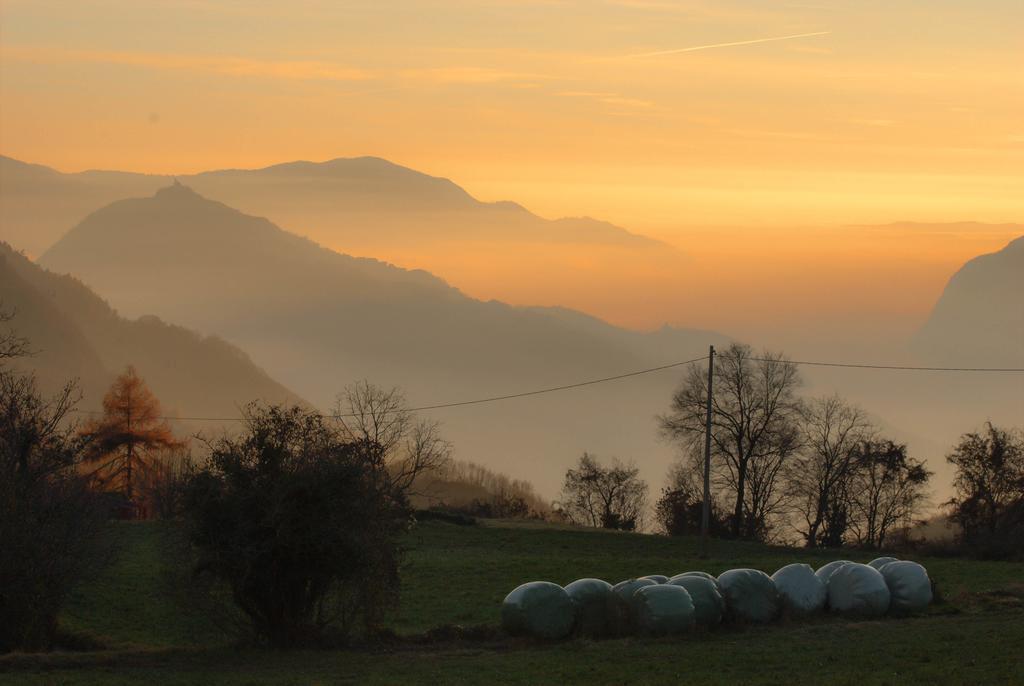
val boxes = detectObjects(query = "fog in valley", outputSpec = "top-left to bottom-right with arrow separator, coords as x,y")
2,156 -> 1020,503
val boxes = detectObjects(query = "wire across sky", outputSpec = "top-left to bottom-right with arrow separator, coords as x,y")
70,351 -> 1024,423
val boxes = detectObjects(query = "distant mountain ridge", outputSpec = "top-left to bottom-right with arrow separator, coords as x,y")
0,154 -> 664,255
913,235 -> 1024,365
1,154 -> 684,335
1,240 -> 304,425
39,183 -> 722,491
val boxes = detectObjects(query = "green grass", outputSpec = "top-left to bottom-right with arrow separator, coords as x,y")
2,519 -> 1022,684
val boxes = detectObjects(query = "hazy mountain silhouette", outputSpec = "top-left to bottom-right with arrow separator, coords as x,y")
39,184 -> 721,491
1,155 -> 685,333
913,235 -> 1024,365
1,241 -> 304,427
1,154 -> 664,253
0,156 -> 163,256
185,157 -> 665,246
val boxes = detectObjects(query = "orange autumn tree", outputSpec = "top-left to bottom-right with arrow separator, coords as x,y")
81,366 -> 184,504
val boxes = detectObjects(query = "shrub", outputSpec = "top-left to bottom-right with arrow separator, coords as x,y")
0,373 -> 107,653
946,423 -> 1024,559
655,459 -> 729,537
181,404 -> 410,648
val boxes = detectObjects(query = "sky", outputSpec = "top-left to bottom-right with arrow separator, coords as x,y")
1,0 -> 1022,339
2,0 -> 1022,227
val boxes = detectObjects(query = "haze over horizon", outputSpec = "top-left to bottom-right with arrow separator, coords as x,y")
3,153 -> 1021,351
0,0 -> 1021,502
3,0 -> 1021,341
12,179 -> 1019,504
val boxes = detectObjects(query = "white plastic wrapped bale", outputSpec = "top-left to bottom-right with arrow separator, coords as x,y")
670,571 -> 722,591
671,573 -> 720,585
501,581 -> 575,639
564,578 -> 614,637
667,575 -> 725,626
609,578 -> 659,635
640,574 -> 669,584
868,556 -> 899,571
826,563 -> 891,617
771,563 -> 827,616
717,569 -> 781,623
815,560 -> 853,583
632,584 -> 696,636
879,561 -> 933,614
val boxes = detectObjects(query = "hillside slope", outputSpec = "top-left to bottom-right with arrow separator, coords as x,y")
1,241 -> 304,426
913,235 -> 1024,365
40,184 -> 722,491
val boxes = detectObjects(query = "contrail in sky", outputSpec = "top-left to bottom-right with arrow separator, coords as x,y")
626,31 -> 831,58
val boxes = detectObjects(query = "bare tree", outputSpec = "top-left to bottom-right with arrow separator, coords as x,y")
848,440 -> 931,549
334,381 -> 451,502
558,452 -> 648,531
0,308 -> 79,477
659,343 -> 802,540
0,306 -> 30,362
788,395 -> 873,547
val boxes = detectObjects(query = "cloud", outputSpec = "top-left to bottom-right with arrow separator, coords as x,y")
557,91 -> 654,108
624,30 -> 831,58
603,0 -> 780,22
1,45 -> 372,82
848,118 -> 897,127
399,66 -> 550,85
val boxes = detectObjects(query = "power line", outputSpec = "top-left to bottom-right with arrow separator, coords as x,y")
748,356 -> 1024,373
70,354 -> 712,422
67,351 -> 1024,424
404,354 -> 711,411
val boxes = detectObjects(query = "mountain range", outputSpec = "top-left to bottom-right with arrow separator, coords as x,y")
38,183 -> 723,491
1,155 -> 662,256
0,155 -> 682,333
4,157 -> 1020,496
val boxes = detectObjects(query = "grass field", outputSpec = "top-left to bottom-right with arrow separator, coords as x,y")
2,519 -> 1022,685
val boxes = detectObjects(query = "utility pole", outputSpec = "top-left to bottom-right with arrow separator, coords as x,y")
700,344 -> 715,557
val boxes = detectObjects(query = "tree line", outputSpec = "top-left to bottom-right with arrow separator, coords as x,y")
558,343 -> 1022,555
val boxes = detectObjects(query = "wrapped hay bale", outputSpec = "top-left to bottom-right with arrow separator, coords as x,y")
667,575 -> 725,627
564,578 -> 614,637
717,569 -> 781,623
670,571 -> 722,591
868,556 -> 899,571
501,581 -> 575,639
609,578 -> 659,635
640,574 -> 669,584
771,563 -> 826,616
879,561 -> 933,614
671,571 -> 718,582
827,563 -> 891,617
632,585 -> 696,636
815,559 -> 853,583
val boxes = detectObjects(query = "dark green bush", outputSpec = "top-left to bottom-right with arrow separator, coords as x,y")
182,405 -> 409,648
0,373 -> 107,653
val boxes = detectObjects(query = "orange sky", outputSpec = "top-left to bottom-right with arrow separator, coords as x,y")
1,0 -> 1021,339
